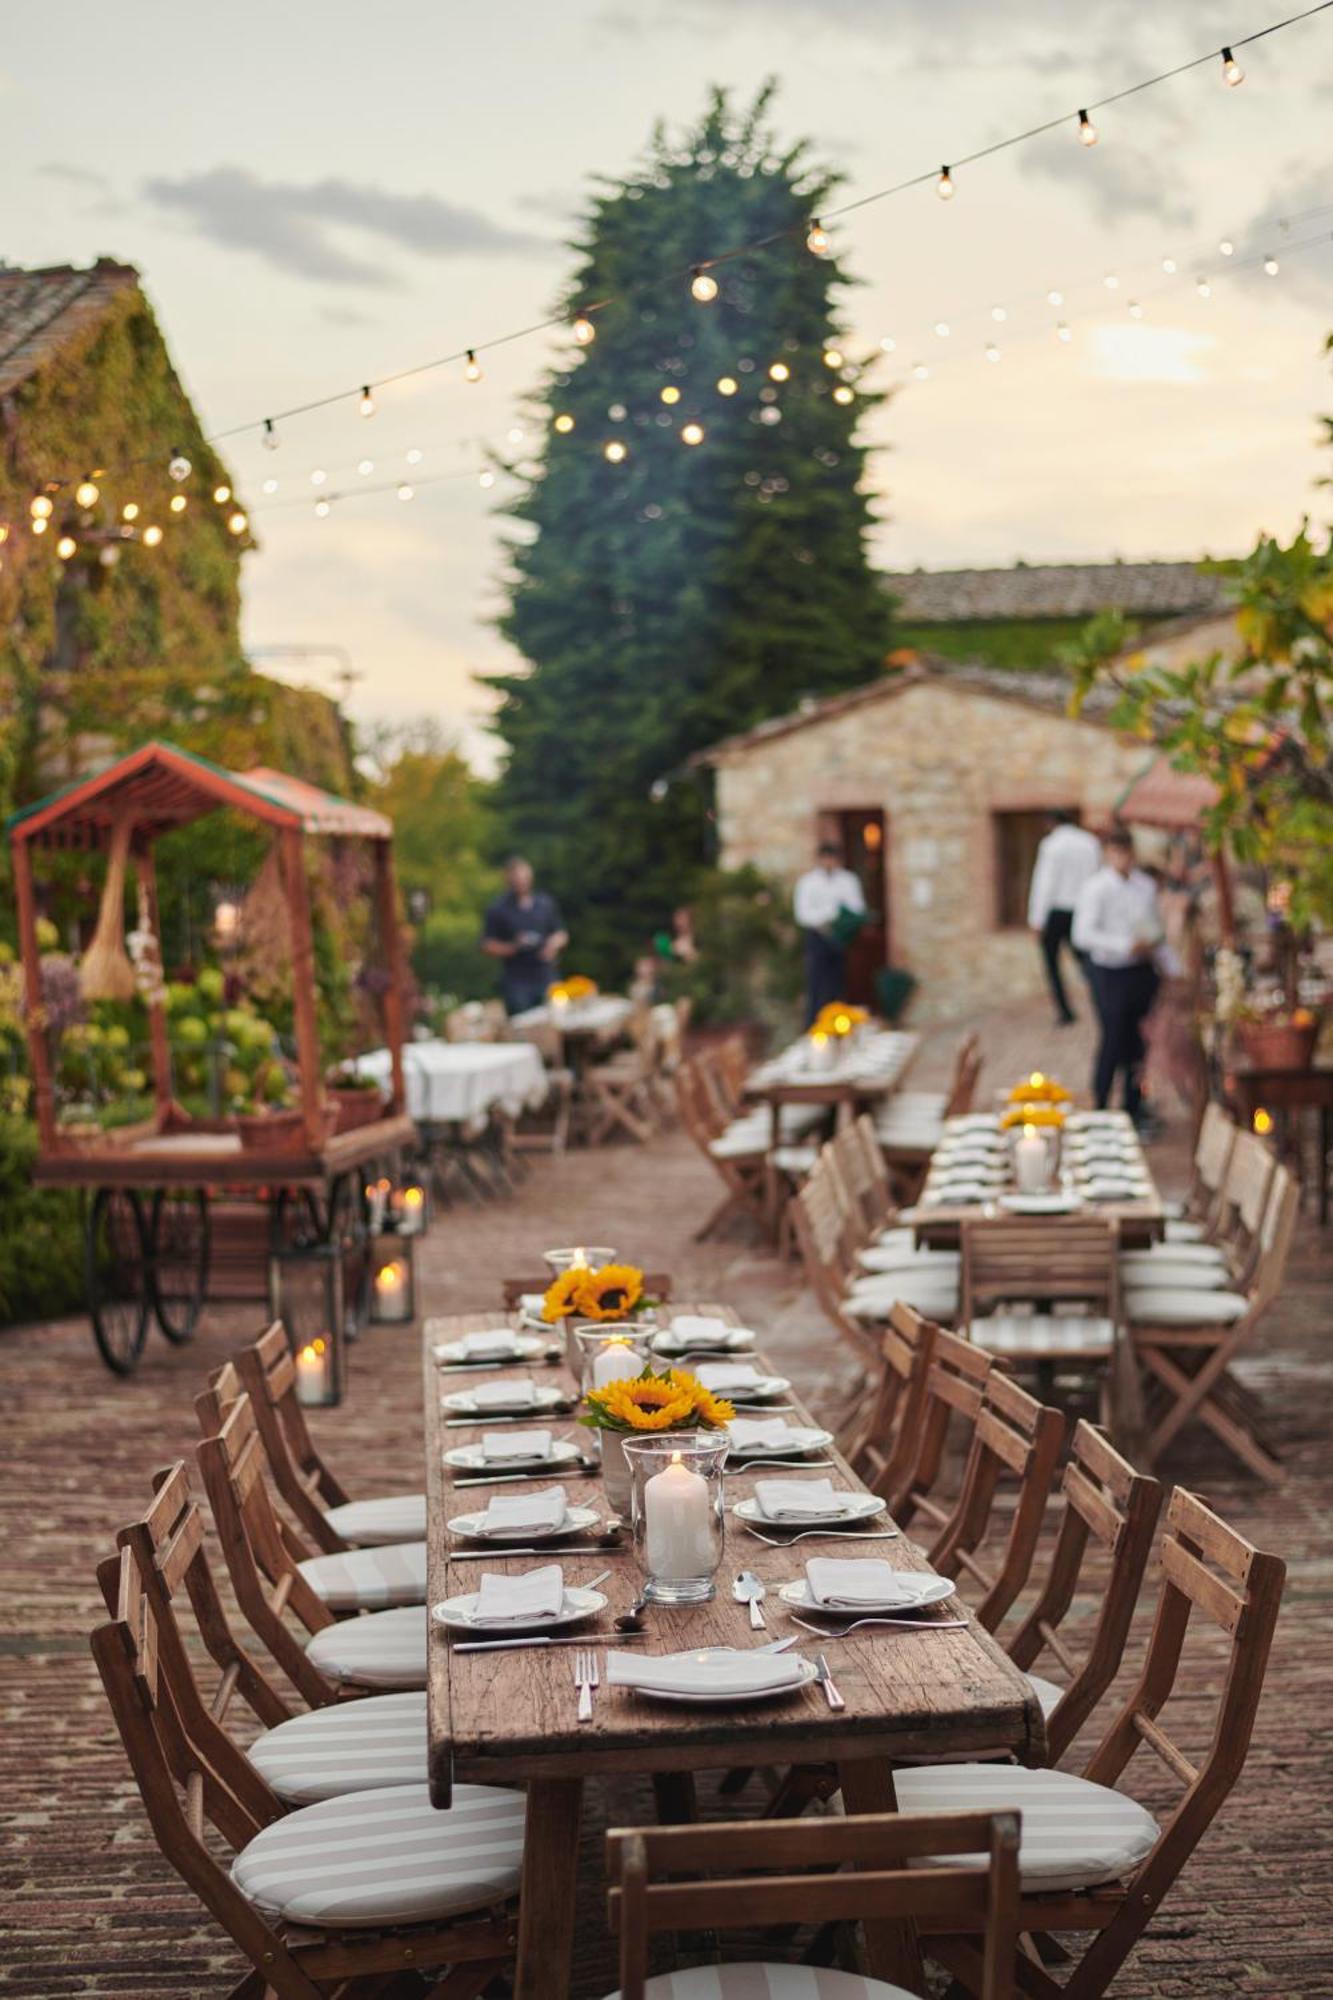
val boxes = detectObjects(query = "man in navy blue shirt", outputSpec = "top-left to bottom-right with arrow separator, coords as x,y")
481,856 -> 569,1016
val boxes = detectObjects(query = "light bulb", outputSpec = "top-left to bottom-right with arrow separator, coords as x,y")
31,516 -> 48,535
1077,109 -> 1098,146
832,384 -> 854,405
1161,256 -> 1177,274
121,501 -> 140,522
357,459 -> 374,475
1263,254 -> 1279,276
315,498 -> 331,518
262,478 -> 279,494
1128,300 -> 1144,318
75,478 -> 99,507
1219,238 -> 1235,257
985,343 -> 1001,362
359,384 -> 376,416
716,375 -> 738,396
1047,289 -> 1064,306
823,348 -> 844,369
169,494 -> 188,514
1221,45 -> 1244,86
1056,322 -> 1072,342
990,305 -> 1007,323
768,361 -> 790,382
30,494 -> 54,519
934,321 -> 950,338
660,384 -> 681,405
936,165 -> 955,200
464,350 -> 483,383
680,422 -> 705,446
1196,276 -> 1211,298
227,510 -> 248,535
572,314 -> 597,345
397,484 -> 414,501
406,448 -> 423,465
879,335 -> 896,352
99,545 -> 119,569
603,440 -> 627,463
262,419 -> 279,451
311,469 -> 327,487
1104,273 -> 1119,290
142,524 -> 163,547
912,361 -> 929,380
690,268 -> 718,302
806,219 -> 829,254
169,452 -> 191,482
56,534 -> 77,559
553,413 -> 575,433
213,484 -> 231,504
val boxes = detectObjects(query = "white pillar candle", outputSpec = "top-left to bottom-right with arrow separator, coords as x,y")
1014,1125 -> 1048,1193
571,1245 -> 588,1269
592,1338 -> 640,1389
644,1452 -> 715,1580
294,1338 -> 330,1405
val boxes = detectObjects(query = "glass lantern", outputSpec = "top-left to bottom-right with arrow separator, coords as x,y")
574,1323 -> 655,1392
390,1177 -> 429,1236
623,1432 -> 730,1605
268,1243 -> 345,1407
542,1244 -> 617,1275
369,1235 -> 415,1324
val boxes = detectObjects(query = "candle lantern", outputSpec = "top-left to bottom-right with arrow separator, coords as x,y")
390,1176 -> 429,1236
574,1324 -> 654,1392
268,1243 -> 345,1407
1012,1122 -> 1051,1194
364,1176 -> 392,1235
805,1030 -> 835,1074
369,1234 -> 415,1324
543,1243 -> 616,1275
623,1432 -> 729,1605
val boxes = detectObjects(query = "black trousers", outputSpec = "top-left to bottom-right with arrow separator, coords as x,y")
1090,962 -> 1159,1119
1039,908 -> 1090,1023
802,931 -> 847,1027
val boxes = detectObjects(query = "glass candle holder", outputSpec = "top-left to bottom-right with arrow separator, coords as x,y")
623,1432 -> 729,1605
390,1179 -> 428,1236
574,1324 -> 655,1392
542,1244 -> 617,1276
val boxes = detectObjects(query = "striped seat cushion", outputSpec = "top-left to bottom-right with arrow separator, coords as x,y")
296,1541 -> 427,1611
845,1271 -> 960,1322
883,1091 -> 948,1122
1126,1288 -> 1249,1326
1122,1244 -> 1229,1271
305,1605 -> 426,1689
858,1241 -> 961,1275
709,1127 -> 766,1162
232,1781 -> 524,1927
971,1314 -> 1115,1359
602,1970 -> 915,1998
772,1144 -> 818,1176
894,1763 -> 1159,1893
248,1692 -> 426,1803
1119,1260 -> 1229,1292
1164,1219 -> 1206,1243
325,1493 -> 426,1545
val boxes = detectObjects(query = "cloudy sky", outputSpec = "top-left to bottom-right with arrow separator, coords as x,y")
3,0 -> 1330,765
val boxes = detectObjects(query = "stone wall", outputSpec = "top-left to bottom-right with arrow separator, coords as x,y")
712,677 -> 1150,1021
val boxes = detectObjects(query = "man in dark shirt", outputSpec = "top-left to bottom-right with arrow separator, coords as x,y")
481,856 -> 569,1016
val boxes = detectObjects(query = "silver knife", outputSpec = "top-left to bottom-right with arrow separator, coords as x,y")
452,1466 -> 597,1489
451,1631 -> 646,1653
815,1653 -> 846,1710
449,1545 -> 612,1560
445,1411 -> 572,1427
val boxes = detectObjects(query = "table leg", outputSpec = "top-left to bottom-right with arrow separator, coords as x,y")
837,1757 -> 923,1989
514,1776 -> 583,2000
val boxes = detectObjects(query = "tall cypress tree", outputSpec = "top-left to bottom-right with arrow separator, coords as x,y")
490,85 -> 893,981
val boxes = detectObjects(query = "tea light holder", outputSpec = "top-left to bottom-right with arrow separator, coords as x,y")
390,1177 -> 429,1236
623,1432 -> 729,1605
575,1324 -> 654,1392
543,1243 -> 616,1275
805,1030 -> 836,1074
268,1243 -> 345,1406
369,1235 -> 415,1324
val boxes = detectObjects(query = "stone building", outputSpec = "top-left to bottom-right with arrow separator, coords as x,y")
694,660 -> 1155,1022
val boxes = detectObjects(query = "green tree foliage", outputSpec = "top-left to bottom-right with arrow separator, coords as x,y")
490,86 -> 893,982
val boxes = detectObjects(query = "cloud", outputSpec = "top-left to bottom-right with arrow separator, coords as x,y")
1019,123 -> 1198,230
38,162 -> 111,189
1233,161 -> 1333,307
142,166 -> 548,286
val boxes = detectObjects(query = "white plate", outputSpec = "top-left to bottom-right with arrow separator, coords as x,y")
726,1426 -> 833,1460
700,1374 -> 791,1402
652,1327 -> 757,1357
447,1503 -> 602,1543
734,1492 -> 886,1528
946,1115 -> 1002,1132
924,1182 -> 990,1205
434,1334 -> 550,1365
442,1383 -> 568,1416
779,1574 -> 957,1615
1081,1178 -> 1151,1201
430,1584 -> 607,1635
444,1437 -> 584,1473
998,1194 -> 1080,1215
624,1649 -> 819,1705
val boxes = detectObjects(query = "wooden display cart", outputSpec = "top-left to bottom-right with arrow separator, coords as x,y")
7,741 -> 415,1374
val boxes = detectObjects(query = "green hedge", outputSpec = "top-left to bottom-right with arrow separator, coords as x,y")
0,1115 -> 87,1327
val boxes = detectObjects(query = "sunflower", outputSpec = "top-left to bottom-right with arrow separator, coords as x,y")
541,1268 -> 588,1323
1000,1103 -> 1066,1130
687,1384 -> 736,1428
575,1262 -> 645,1321
590,1374 -> 697,1431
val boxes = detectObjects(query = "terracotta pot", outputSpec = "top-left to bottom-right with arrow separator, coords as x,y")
1236,1019 -> 1319,1070
236,1109 -> 307,1153
329,1085 -> 385,1134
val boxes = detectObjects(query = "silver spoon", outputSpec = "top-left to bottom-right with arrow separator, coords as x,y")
614,1588 -> 650,1634
733,1570 -> 767,1630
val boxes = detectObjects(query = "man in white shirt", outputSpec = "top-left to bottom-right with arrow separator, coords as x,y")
793,841 -> 866,1025
1072,828 -> 1164,1122
1027,810 -> 1101,1027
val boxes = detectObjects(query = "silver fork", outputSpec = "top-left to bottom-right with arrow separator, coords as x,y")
574,1648 -> 598,1722
741,1524 -> 901,1548
789,1612 -> 969,1638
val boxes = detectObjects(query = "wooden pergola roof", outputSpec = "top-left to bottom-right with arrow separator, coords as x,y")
7,741 -> 391,851
1116,756 -> 1221,831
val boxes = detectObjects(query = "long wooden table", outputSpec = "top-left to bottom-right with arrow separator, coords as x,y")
423,1303 -> 1044,1998
745,1032 -> 920,1229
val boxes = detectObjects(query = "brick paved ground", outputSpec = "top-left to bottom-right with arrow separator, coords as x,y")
1,999 -> 1330,1997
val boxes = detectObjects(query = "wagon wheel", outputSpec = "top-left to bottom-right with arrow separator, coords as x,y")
150,1189 -> 210,1343
86,1188 -> 150,1377
271,1186 -> 324,1252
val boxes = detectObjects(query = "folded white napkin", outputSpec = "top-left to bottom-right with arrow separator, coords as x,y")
460,1330 -> 523,1359
605,1647 -> 806,1696
667,1315 -> 733,1347
727,1418 -> 792,1451
472,1564 -> 565,1624
696,1362 -> 764,1392
470,1378 -> 538,1410
481,1489 -> 568,1535
519,1294 -> 546,1316
806,1558 -> 916,1608
481,1428 -> 553,1463
755,1477 -> 849,1521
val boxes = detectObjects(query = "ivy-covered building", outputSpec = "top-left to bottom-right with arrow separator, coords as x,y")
0,258 -> 352,841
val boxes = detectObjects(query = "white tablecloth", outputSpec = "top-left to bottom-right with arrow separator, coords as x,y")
749,1029 -> 918,1093
510,995 -> 634,1040
353,1041 -> 548,1126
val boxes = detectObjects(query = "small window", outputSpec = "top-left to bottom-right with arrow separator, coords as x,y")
993,809 -> 1072,929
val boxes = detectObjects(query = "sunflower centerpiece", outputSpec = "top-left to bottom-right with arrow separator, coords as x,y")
581,1365 -> 733,1597
542,1259 -> 657,1372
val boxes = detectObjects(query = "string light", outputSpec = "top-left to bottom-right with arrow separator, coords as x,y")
990,306 -> 1007,322
1219,238 -> 1235,256
56,534 -> 77,560
357,459 -> 374,475
680,421 -> 705,446
1056,321 -> 1073,342
1077,109 -> 1098,146
315,498 -> 331,518
1047,289 -> 1064,306
879,336 -> 896,352
1128,299 -> 1144,317
213,483 -> 231,503
553,413 -> 575,433
823,347 -> 844,369
1264,252 -> 1280,274
262,477 -> 279,494
1196,275 -> 1212,297
572,315 -> 597,346
479,470 -> 496,488
31,516 -> 48,535
464,351 -> 483,382
397,484 -> 414,501
1162,256 -> 1177,273
985,343 -> 1001,362
716,376 -> 738,396
168,452 -> 191,482
226,510 -> 248,536
1104,273 -> 1119,289
660,385 -> 681,405
806,218 -> 829,255
121,501 -> 139,522
30,495 -> 53,520
75,478 -> 99,507
934,320 -> 951,338
406,448 -> 424,465
603,440 -> 628,464
1221,44 -> 1244,85
690,268 -> 718,302
832,384 -> 855,404
262,419 -> 279,451
142,524 -> 163,547
912,361 -> 929,379
169,494 -> 188,514
359,384 -> 376,416
768,361 -> 790,382
936,165 -> 956,200
311,469 -> 327,486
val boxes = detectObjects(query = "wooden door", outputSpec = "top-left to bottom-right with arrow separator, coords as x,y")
817,808 -> 889,1006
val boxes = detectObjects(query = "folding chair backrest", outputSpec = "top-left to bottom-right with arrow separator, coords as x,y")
715,1032 -> 750,1105
194,1358 -> 244,1438
947,1032 -> 983,1116
1194,1101 -> 1235,1206
962,1215 -> 1118,1321
850,1304 -> 938,1500
929,1371 -> 1066,1631
234,1322 -> 351,1554
508,1016 -> 563,1066
607,1808 -> 1020,2000
1250,1164 -> 1299,1311
1215,1128 -> 1274,1247
831,1113 -> 894,1234
1005,1421 -> 1162,1761
890,1323 -> 993,1529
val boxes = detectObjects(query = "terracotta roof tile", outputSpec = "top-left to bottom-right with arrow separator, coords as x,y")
883,560 -> 1231,623
0,259 -> 139,397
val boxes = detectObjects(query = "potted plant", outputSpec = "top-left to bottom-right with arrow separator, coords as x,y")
1235,1005 -> 1321,1069
325,1068 -> 387,1133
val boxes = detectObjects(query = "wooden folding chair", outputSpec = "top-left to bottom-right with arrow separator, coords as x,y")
1002,1422 -> 1162,1763
843,1303 -> 938,1501
1123,1123 -> 1274,1293
961,1216 -> 1128,1436
581,1005 -> 659,1145
877,1032 -> 984,1200
92,1545 -> 518,2000
888,1323 -> 994,1533
1130,1164 -> 1299,1483
1164,1099 -> 1236,1237
504,1017 -> 574,1156
788,1149 -> 883,1375
607,1809 -> 1020,2000
928,1372 -> 1066,1633
907,1488 -> 1286,2000
676,1054 -> 768,1241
